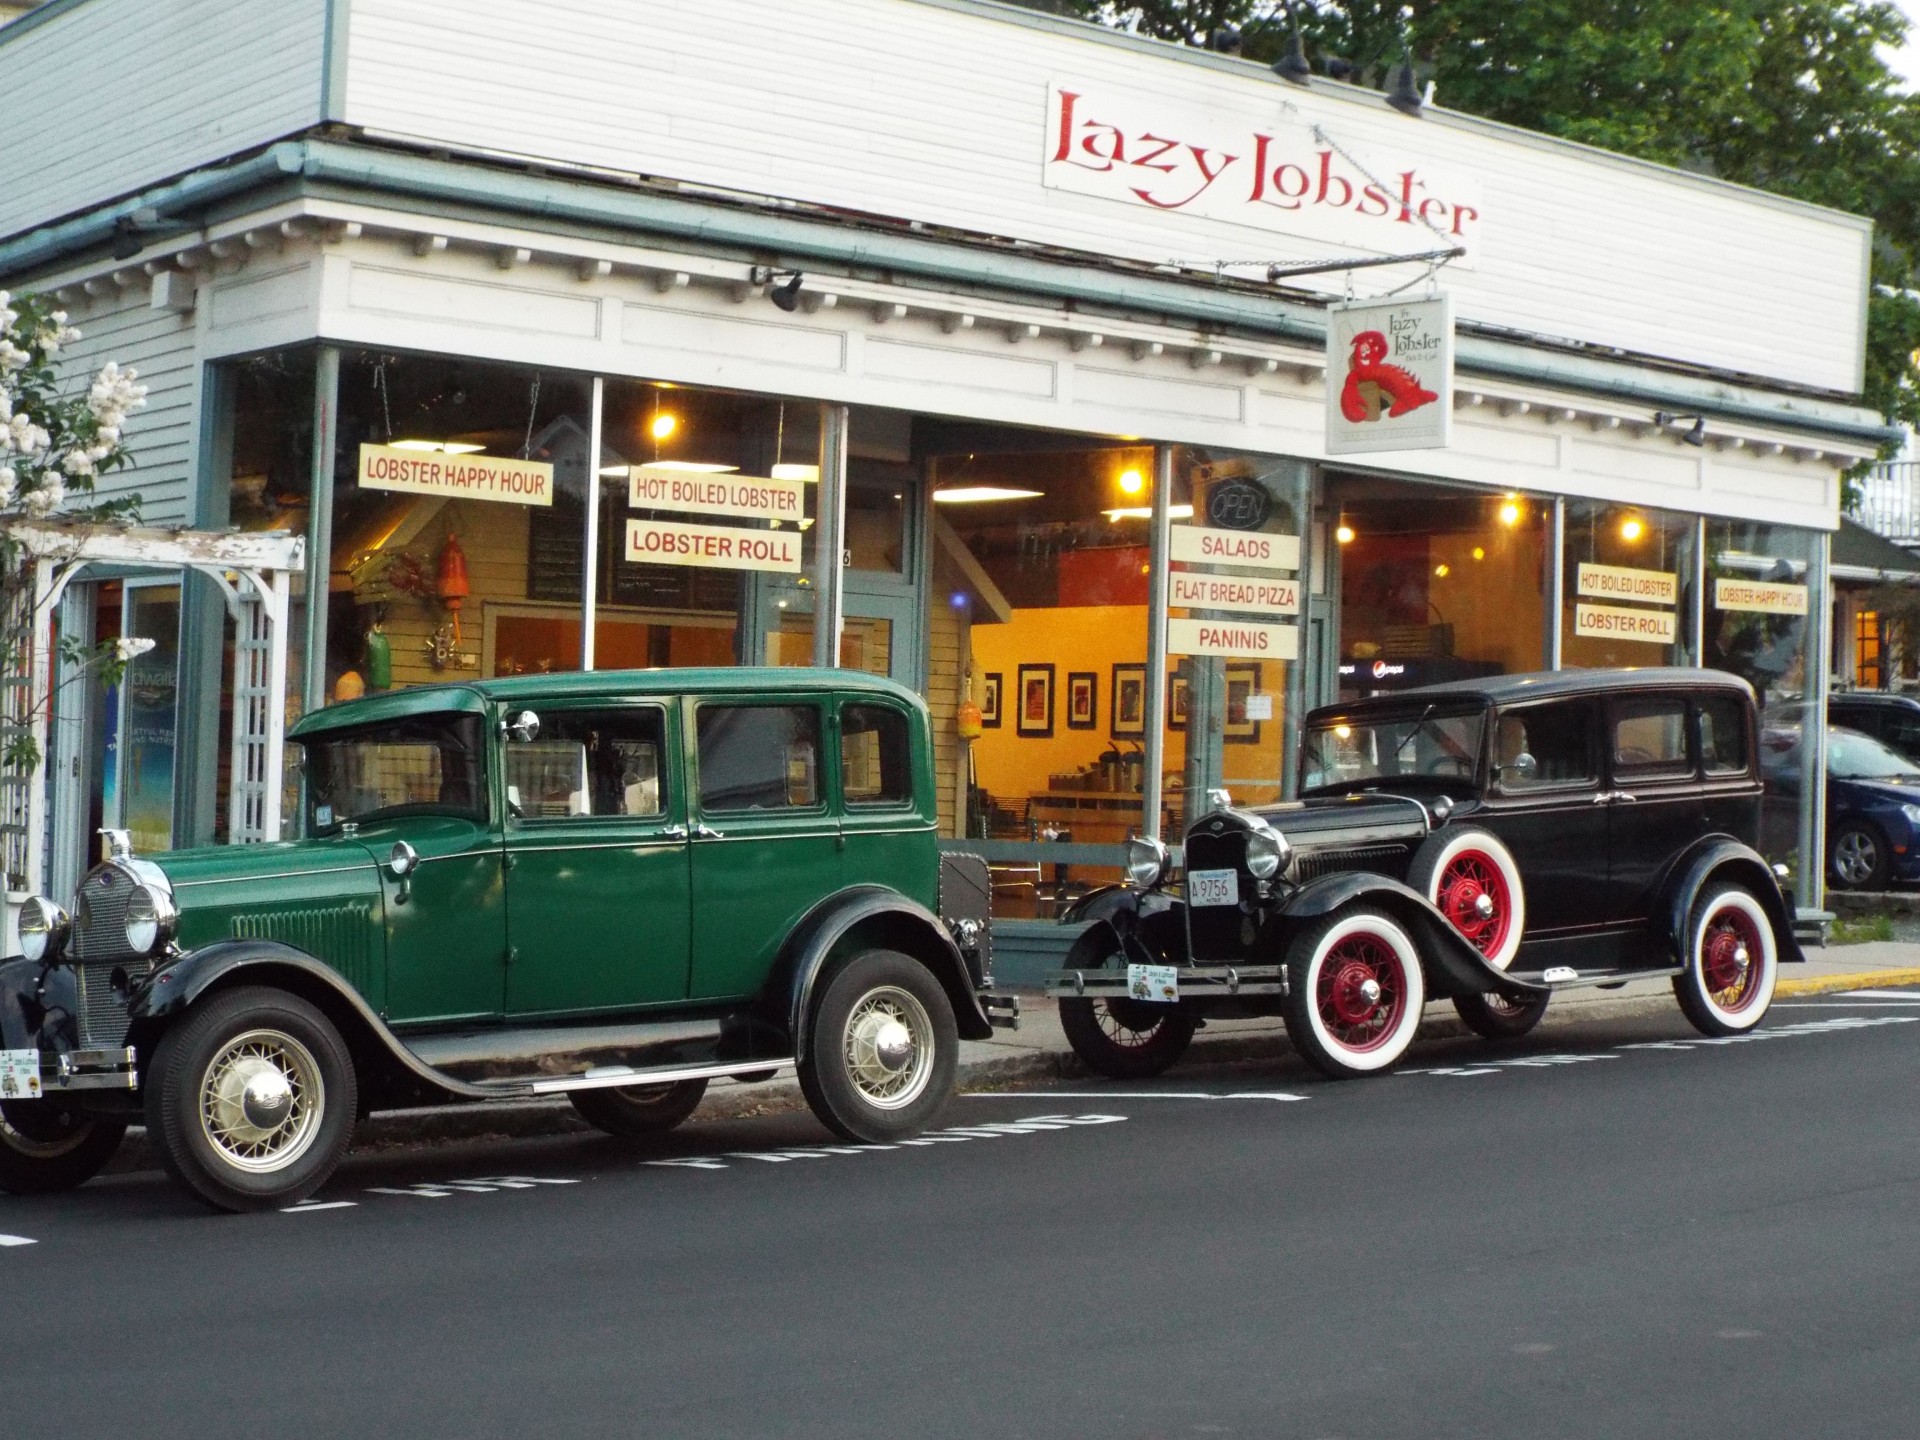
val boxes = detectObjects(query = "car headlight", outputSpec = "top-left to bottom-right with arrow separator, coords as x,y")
1245,823 -> 1290,881
1126,836 -> 1171,888
123,883 -> 177,956
18,895 -> 70,964
1902,803 -> 1920,828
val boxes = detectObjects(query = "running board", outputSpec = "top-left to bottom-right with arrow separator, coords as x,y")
471,1057 -> 796,1098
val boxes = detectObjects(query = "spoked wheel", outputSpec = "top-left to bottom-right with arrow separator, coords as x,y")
1674,887 -> 1779,1037
1451,991 -> 1549,1040
1059,994 -> 1196,1079
145,986 -> 357,1213
570,1079 -> 708,1138
0,1100 -> 126,1195
1282,907 -> 1426,1078
1409,827 -> 1526,970
798,949 -> 958,1143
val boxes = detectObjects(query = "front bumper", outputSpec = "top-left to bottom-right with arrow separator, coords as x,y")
0,1046 -> 138,1100
1045,964 -> 1287,1000
982,991 -> 1021,1029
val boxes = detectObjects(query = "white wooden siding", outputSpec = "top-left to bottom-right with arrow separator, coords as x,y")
0,0 -> 327,238
57,291 -> 201,523
337,0 -> 1871,395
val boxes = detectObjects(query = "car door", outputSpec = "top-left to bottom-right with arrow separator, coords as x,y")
836,696 -> 938,907
687,696 -> 840,1001
501,699 -> 691,1017
1473,698 -> 1611,941
1603,693 -> 1707,926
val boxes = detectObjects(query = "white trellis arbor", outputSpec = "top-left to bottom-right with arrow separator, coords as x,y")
1,521 -> 305,916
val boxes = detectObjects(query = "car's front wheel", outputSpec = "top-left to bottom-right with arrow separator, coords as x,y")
1674,886 -> 1779,1037
0,1101 -> 126,1195
1282,907 -> 1427,1078
1828,822 -> 1890,890
570,1078 -> 707,1137
1451,991 -> 1549,1039
144,986 -> 357,1213
798,949 -> 958,1143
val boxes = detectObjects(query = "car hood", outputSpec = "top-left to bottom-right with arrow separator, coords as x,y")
152,835 -> 378,894
1834,774 -> 1920,805
1248,791 -> 1443,847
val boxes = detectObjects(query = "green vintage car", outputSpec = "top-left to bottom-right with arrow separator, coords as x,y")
0,668 -> 1011,1211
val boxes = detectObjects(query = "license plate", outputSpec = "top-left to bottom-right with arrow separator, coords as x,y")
0,1049 -> 43,1100
1127,963 -> 1179,1003
1188,868 -> 1239,907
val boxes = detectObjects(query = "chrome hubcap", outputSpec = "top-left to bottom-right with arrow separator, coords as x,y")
1357,977 -> 1383,1006
1835,831 -> 1877,884
1472,893 -> 1496,920
844,986 -> 935,1110
199,1029 -> 323,1173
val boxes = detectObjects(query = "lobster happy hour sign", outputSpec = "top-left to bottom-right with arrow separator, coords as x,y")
1324,294 -> 1453,455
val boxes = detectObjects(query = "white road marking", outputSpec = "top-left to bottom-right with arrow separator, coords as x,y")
366,1185 -> 452,1198
646,1114 -> 1127,1172
1834,990 -> 1920,1000
1775,1002 -> 1920,1009
282,1201 -> 357,1213
0,1234 -> 37,1247
969,1091 -> 1307,1101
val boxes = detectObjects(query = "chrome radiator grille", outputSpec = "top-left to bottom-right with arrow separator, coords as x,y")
72,962 -> 138,1048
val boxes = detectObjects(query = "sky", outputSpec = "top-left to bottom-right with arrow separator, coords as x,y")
1889,0 -> 1920,89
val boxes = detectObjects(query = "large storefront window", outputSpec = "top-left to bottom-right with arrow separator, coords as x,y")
1331,476 -> 1550,700
1561,500 -> 1698,668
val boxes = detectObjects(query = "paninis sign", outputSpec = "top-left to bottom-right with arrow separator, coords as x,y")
1042,83 -> 1484,258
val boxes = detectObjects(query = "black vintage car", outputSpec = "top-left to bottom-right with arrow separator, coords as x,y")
1048,668 -> 1801,1079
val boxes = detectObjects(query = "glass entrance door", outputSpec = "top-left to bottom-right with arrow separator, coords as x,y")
110,579 -> 183,854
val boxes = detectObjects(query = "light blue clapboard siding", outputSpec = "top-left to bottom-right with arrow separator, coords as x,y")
0,0 -> 327,239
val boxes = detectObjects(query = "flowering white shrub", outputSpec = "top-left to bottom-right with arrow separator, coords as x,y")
0,289 -> 145,520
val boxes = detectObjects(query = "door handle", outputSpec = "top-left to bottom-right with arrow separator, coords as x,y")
693,822 -> 725,840
1613,791 -> 1638,803
659,824 -> 689,841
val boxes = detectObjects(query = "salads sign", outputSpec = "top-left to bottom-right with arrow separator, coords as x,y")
1043,84 -> 1484,259
1325,294 -> 1452,454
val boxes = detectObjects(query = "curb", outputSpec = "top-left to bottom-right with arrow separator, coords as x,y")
1775,968 -> 1920,997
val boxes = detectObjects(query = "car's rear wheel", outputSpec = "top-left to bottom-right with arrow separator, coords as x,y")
0,1101 -> 126,1195
798,949 -> 958,1143
145,986 -> 357,1213
1451,991 -> 1549,1039
569,1078 -> 707,1137
1282,907 -> 1426,1078
1674,887 -> 1779,1037
1828,822 -> 1890,891
1409,826 -> 1526,970
1059,995 -> 1196,1079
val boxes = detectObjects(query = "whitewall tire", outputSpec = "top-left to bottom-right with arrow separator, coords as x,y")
1282,907 -> 1427,1078
1674,887 -> 1778,1036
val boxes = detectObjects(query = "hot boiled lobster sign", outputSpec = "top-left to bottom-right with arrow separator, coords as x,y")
1324,294 -> 1453,455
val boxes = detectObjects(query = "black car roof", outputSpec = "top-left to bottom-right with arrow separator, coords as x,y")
1308,667 -> 1755,720
1830,691 -> 1920,708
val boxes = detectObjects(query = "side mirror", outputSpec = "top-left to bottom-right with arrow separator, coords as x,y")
505,710 -> 540,744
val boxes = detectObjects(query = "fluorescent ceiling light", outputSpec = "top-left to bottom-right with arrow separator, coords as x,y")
932,486 -> 1044,504
598,464 -> 631,477
387,440 -> 485,455
441,442 -> 485,455
634,461 -> 739,474
771,463 -> 821,483
1104,504 -> 1194,522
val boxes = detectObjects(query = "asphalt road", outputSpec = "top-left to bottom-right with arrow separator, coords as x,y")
4,991 -> 1919,1440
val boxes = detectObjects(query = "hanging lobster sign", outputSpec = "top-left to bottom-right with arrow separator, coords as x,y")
1324,292 -> 1453,455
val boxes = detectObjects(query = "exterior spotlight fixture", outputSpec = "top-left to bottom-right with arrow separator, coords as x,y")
768,271 -> 805,312
109,205 -> 193,260
1386,49 -> 1424,117
1273,28 -> 1313,85
1207,26 -> 1242,55
1653,411 -> 1708,447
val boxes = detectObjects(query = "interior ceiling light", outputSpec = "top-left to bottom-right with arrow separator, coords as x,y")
1105,504 -> 1194,522
388,440 -> 484,454
1118,468 -> 1146,495
1472,546 -> 1485,561
1620,517 -> 1645,541
634,460 -> 737,474
1498,501 -> 1523,526
650,413 -> 678,440
1335,524 -> 1356,544
771,462 -> 821,483
932,486 -> 1044,504
1434,563 -> 1450,577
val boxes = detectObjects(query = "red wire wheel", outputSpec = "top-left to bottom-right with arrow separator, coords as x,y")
1409,827 -> 1527,971
1283,907 -> 1426,1077
1675,887 -> 1778,1036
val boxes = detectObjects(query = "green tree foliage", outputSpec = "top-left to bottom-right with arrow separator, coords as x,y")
1060,3 -> 1920,456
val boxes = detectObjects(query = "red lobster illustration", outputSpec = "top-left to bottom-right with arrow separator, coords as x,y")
1339,330 -> 1438,423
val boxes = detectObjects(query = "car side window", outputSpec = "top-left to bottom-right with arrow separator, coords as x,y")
841,703 -> 912,807
697,704 -> 822,812
506,708 -> 667,819
1699,697 -> 1749,775
1493,701 -> 1597,791
1613,698 -> 1691,776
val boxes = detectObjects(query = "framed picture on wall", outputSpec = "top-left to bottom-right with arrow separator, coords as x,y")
1017,664 -> 1055,737
1168,674 -> 1191,731
1066,671 -> 1097,730
1111,663 -> 1147,739
1224,664 -> 1262,744
981,672 -> 1002,729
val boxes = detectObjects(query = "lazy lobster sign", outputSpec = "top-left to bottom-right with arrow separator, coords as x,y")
1324,294 -> 1453,455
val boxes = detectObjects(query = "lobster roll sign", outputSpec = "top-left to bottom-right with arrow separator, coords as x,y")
1325,294 -> 1453,455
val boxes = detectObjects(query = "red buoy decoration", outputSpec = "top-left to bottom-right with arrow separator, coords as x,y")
437,534 -> 471,642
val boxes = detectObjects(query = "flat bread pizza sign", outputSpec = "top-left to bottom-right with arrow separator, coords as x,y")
1325,294 -> 1453,455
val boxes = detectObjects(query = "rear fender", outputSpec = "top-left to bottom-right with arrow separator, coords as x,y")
772,886 -> 993,1063
1659,838 -> 1805,965
1280,873 -> 1547,1003
128,940 -> 491,1106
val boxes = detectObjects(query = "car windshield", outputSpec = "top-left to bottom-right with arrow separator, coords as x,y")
300,712 -> 489,833
1300,709 -> 1485,793
1827,727 -> 1920,780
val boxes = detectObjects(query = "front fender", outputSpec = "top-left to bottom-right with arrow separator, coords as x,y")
773,886 -> 993,1062
1659,837 -> 1805,965
129,939 -> 496,1102
0,955 -> 78,1053
1280,873 -> 1547,1003
1060,884 -> 1143,926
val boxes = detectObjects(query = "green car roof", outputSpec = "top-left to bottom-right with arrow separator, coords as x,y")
288,666 -> 926,739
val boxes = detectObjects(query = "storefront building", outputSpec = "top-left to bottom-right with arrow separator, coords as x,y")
1,0 -> 1895,963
